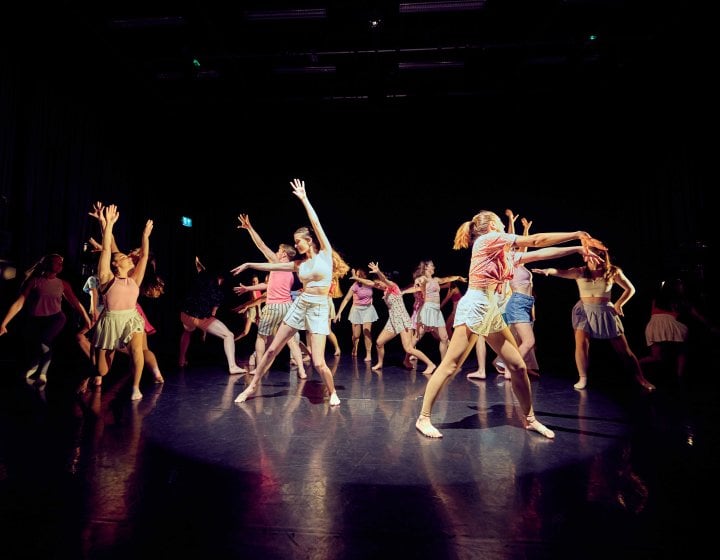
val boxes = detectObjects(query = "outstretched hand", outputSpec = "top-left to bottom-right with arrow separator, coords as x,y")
290,178 -> 306,201
231,263 -> 249,276
237,213 -> 251,230
368,261 -> 380,275
580,234 -> 608,252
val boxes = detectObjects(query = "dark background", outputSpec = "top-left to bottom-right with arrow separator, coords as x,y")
0,3 -> 714,372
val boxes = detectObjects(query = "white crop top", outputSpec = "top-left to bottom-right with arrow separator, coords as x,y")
297,249 -> 332,289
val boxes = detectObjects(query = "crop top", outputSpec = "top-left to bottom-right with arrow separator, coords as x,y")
297,249 -> 332,289
509,253 -> 532,292
575,272 -> 613,299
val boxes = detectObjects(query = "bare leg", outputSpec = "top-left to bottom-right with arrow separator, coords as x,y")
487,329 -> 554,439
309,332 -> 340,405
574,329 -> 591,389
362,322 -> 373,361
179,328 -> 193,367
610,335 -> 655,392
416,327 -> 476,438
287,335 -> 307,379
206,318 -> 246,374
372,329 -> 392,370
400,330 -> 436,374
128,332 -> 145,400
351,323 -> 361,356
235,324 -> 296,403
467,336 -> 488,379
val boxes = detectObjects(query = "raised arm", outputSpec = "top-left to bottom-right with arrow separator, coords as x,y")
237,213 -> 279,262
129,219 -> 153,289
290,178 -> 331,253
97,205 -> 120,285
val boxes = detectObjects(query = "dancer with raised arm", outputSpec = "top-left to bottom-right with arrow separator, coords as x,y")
232,178 -> 340,406
415,209 -> 605,439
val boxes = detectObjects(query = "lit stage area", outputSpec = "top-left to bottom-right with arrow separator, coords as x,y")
1,348 -> 717,560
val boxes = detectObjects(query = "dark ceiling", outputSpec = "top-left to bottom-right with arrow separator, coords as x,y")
35,0 -> 697,114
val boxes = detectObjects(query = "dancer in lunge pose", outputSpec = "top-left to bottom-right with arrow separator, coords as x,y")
532,247 -> 656,392
416,209 -> 605,439
232,178 -> 340,405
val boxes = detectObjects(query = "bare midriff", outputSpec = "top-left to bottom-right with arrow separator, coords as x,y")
581,296 -> 610,304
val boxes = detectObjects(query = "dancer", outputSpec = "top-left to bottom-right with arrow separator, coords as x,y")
488,211 -> 593,380
232,178 -> 340,405
416,209 -> 605,439
405,260 -> 466,360
532,247 -> 656,392
334,266 -> 379,362
640,276 -> 719,379
232,274 -> 263,342
234,212 -> 307,378
350,262 -> 437,373
0,253 -> 91,387
178,256 -> 247,375
80,204 -> 153,400
79,203 -> 165,388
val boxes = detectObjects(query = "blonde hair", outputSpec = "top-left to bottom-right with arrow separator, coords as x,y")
453,210 -> 500,250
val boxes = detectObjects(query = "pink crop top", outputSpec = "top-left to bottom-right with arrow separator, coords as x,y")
509,253 -> 532,291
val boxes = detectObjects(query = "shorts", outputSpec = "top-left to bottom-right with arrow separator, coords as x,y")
283,293 -> 330,335
180,311 -> 216,333
504,292 -> 534,324
453,288 -> 507,337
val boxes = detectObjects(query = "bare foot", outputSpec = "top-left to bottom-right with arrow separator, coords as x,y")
466,370 -> 486,380
329,392 -> 340,406
76,380 -> 88,394
573,377 -> 587,390
229,366 -> 247,375
131,389 -> 143,401
153,373 -> 165,384
364,356 -> 372,362
371,363 -> 382,371
416,416 -> 443,438
637,377 -> 656,392
403,357 -> 415,369
235,385 -> 256,403
422,364 -> 436,375
298,370 -> 307,379
93,375 -> 103,386
334,350 -> 341,356
526,416 -> 555,439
